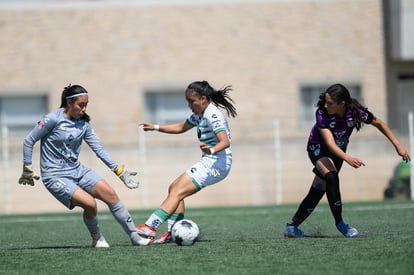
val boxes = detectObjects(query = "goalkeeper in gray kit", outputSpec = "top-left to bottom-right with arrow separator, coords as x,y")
19,84 -> 152,247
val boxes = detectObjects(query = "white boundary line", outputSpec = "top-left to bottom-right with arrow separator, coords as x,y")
1,202 -> 413,224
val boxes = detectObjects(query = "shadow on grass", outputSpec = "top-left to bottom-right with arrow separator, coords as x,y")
301,234 -> 368,238
7,239 -> 215,250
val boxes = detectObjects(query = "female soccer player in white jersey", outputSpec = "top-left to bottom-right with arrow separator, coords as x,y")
19,84 -> 152,247
136,80 -> 237,243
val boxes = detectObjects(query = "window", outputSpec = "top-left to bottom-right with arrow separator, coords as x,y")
0,95 -> 48,139
299,84 -> 362,129
144,88 -> 189,124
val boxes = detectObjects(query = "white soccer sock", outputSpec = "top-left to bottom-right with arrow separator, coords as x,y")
167,213 -> 184,232
145,214 -> 163,229
167,219 -> 175,232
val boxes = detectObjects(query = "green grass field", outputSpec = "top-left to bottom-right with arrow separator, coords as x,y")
1,200 -> 413,275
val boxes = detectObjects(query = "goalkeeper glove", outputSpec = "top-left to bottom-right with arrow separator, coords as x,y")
114,165 -> 139,189
18,165 -> 40,186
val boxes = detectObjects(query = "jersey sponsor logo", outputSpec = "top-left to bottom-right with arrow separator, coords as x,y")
335,138 -> 346,147
209,168 -> 221,177
59,145 -> 78,164
334,130 -> 346,139
58,157 -> 78,164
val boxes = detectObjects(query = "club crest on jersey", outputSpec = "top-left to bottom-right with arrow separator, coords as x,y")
309,144 -> 320,156
67,134 -> 74,142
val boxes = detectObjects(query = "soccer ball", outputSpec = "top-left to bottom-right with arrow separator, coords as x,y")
171,219 -> 199,246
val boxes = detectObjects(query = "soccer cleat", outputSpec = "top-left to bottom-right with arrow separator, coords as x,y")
284,224 -> 308,238
136,224 -> 156,239
131,236 -> 153,246
336,221 -> 358,238
153,232 -> 173,244
92,238 -> 110,248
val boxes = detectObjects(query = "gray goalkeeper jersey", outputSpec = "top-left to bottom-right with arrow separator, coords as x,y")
23,108 -> 118,175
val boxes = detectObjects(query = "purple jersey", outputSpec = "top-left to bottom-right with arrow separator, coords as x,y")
308,107 -> 374,148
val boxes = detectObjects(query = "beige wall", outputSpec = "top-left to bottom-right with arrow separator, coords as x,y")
0,0 -> 405,214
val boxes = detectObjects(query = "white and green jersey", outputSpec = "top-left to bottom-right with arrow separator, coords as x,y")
186,103 -> 232,157
23,108 -> 118,175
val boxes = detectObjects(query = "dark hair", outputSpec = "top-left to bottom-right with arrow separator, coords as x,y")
60,84 -> 90,122
316,83 -> 368,131
186,80 -> 237,118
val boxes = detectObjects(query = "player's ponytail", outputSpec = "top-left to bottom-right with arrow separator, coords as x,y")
187,81 -> 237,118
349,98 -> 369,132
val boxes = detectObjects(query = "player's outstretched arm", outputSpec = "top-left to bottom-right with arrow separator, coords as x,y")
370,117 -> 411,162
139,121 -> 193,134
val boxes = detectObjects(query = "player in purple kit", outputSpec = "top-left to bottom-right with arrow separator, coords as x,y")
284,83 -> 410,238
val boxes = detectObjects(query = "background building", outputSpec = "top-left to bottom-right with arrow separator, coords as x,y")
0,0 -> 413,214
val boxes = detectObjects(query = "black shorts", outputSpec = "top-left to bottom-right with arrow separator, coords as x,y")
307,142 -> 346,179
